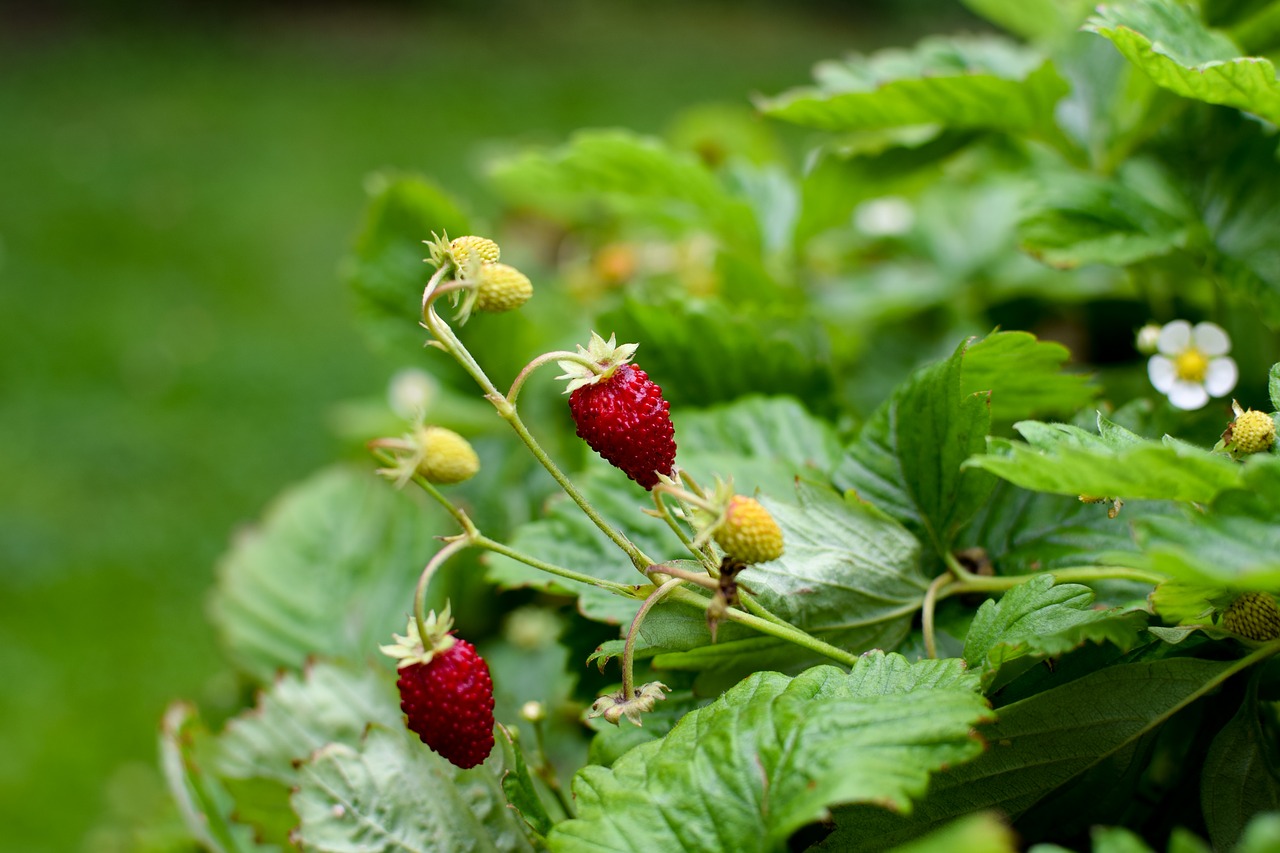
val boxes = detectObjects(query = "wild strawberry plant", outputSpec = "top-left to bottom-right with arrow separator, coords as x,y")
166,1 -> 1280,850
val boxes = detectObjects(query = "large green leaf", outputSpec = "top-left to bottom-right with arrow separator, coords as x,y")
823,656 -> 1243,850
960,331 -> 1097,422
966,417 -> 1242,503
1086,0 -> 1280,123
961,0 -> 1094,41
1133,458 -> 1280,589
835,337 -> 995,557
344,172 -> 471,354
291,724 -> 533,853
646,482 -> 930,677
210,466 -> 443,682
548,656 -> 991,852
1201,685 -> 1280,850
963,575 -> 1147,689
597,298 -> 836,409
759,35 -> 1069,139
486,129 -> 760,250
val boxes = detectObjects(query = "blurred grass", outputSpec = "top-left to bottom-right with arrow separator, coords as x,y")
0,4 -> 973,849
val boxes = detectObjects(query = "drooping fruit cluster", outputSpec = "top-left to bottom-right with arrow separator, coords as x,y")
1222,400 -> 1276,458
712,495 -> 784,564
424,233 -> 533,323
1221,592 -> 1280,641
381,609 -> 495,769
559,332 -> 676,490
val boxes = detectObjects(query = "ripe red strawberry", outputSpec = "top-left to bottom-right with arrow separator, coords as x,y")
559,333 -> 676,490
381,610 -> 494,769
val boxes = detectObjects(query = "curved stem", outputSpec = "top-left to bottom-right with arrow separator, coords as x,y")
664,585 -> 861,668
650,489 -> 719,571
736,591 -> 799,629
944,565 -> 1166,596
922,573 -> 951,660
506,350 -> 598,405
622,578 -> 685,700
647,563 -> 717,591
413,537 -> 473,641
943,550 -> 980,584
474,535 -> 642,597
369,447 -> 476,534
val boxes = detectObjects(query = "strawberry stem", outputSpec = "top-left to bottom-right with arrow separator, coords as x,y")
413,536 -> 473,645
473,536 -> 642,597
506,350 -> 599,406
621,577 -> 685,700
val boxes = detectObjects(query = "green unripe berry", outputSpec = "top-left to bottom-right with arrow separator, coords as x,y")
474,263 -> 533,313
448,235 -> 500,272
415,426 -> 480,484
1222,592 -> 1280,641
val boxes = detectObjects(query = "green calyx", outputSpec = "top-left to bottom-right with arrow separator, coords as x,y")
379,604 -> 458,668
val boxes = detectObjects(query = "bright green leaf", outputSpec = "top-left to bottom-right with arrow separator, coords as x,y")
1086,0 -> 1280,123
961,0 -> 1094,42
885,811 -> 1018,853
963,576 -> 1146,688
759,36 -> 1069,138
549,659 -> 991,852
961,331 -> 1097,422
292,724 -> 533,853
210,467 -> 443,682
1238,813 -> 1280,853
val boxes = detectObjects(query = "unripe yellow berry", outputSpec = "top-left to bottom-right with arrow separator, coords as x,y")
415,426 -> 480,484
1229,409 -> 1276,456
474,263 -> 533,313
448,235 -> 501,272
1222,592 -> 1280,641
713,496 -> 784,564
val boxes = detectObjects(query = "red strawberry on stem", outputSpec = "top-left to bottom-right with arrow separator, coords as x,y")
558,332 -> 676,490
380,605 -> 495,769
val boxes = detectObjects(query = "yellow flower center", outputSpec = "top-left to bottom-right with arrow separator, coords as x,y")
1175,347 -> 1209,382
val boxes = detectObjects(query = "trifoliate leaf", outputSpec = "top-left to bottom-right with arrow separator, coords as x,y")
759,35 -> 1069,140
548,659 -> 992,852
1201,687 -> 1280,851
292,725 -> 532,853
211,466 -> 444,683
960,331 -> 1097,422
963,575 -> 1147,688
1086,0 -> 1280,124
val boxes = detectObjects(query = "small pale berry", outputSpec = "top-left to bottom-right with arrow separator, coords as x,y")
1223,401 -> 1275,457
473,263 -> 533,314
712,495 -> 784,564
415,426 -> 480,484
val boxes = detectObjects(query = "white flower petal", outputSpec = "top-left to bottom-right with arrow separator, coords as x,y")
1204,357 -> 1238,397
1156,320 -> 1192,355
1192,322 -> 1231,356
1148,356 -> 1177,393
1167,380 -> 1209,410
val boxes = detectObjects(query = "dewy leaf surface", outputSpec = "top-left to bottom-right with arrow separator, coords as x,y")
211,466 -> 443,682
1086,0 -> 1280,123
963,575 -> 1146,687
292,725 -> 532,853
835,337 -> 994,557
759,35 -> 1069,137
548,657 -> 991,853
823,657 -> 1242,850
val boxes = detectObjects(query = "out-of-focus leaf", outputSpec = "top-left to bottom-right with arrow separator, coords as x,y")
487,129 -> 760,250
597,298 -> 835,409
548,658 -> 991,852
496,725 -> 554,841
1238,813 -> 1280,853
961,0 -> 1094,42
210,466 -> 443,683
1091,827 -> 1158,853
1201,685 -> 1280,850
835,337 -> 995,557
1270,363 -> 1280,411
885,811 -> 1018,853
345,172 -> 471,353
961,331 -> 1097,422
291,725 -> 533,853
966,417 -> 1242,503
1086,0 -> 1280,123
824,657 -> 1242,850
759,36 -> 1069,139
963,575 -> 1147,688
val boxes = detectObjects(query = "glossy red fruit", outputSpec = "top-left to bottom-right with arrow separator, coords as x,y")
396,638 -> 495,769
569,362 -> 676,489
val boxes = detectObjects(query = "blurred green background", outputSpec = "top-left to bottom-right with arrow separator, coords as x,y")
0,2 -> 983,849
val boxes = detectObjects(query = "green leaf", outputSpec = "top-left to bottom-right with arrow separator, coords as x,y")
548,659 -> 992,852
646,484 -> 929,677
1086,0 -> 1280,124
292,724 -> 533,853
496,725 -> 554,841
210,466 -> 443,682
1018,160 -> 1192,269
1134,458 -> 1280,589
597,298 -> 836,410
159,703 -> 280,853
344,172 -> 471,354
213,661 -> 401,785
960,0 -> 1094,42
1270,363 -> 1280,412
1092,827 -> 1158,853
824,656 -> 1242,850
759,36 -> 1069,138
960,331 -> 1097,422
835,337 -> 995,557
885,812 -> 1018,853
963,576 -> 1146,688
487,129 -> 760,250
1201,686 -> 1280,850
1238,813 -> 1280,853
965,418 -> 1242,503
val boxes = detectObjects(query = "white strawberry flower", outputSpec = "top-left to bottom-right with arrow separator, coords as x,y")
1146,320 -> 1237,410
